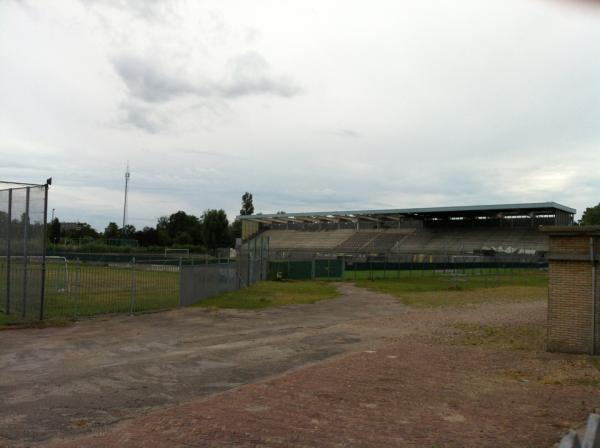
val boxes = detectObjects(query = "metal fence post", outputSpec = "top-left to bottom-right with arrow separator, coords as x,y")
247,249 -> 251,286
5,189 -> 11,314
39,183 -> 49,320
21,187 -> 30,320
129,257 -> 136,314
178,257 -> 184,307
75,259 -> 81,319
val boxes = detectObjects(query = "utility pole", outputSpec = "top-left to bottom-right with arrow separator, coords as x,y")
122,162 -> 130,229
51,208 -> 55,221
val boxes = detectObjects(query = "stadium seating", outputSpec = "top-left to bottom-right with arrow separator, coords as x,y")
258,225 -> 548,256
262,229 -> 355,251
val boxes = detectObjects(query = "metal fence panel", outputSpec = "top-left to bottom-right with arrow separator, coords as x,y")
179,263 -> 237,306
0,189 -> 8,313
267,259 -> 344,280
315,259 -> 344,278
286,261 -> 311,279
237,236 -> 269,287
42,259 -> 180,319
179,236 -> 269,306
1,183 -> 48,322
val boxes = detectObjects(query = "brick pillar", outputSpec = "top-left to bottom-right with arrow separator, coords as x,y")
541,226 -> 600,354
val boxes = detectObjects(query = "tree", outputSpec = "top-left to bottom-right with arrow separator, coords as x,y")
240,192 -> 254,216
63,222 -> 99,239
202,209 -> 230,250
174,231 -> 194,245
48,218 -> 61,242
135,227 -> 160,247
156,216 -> 172,246
165,211 -> 202,244
580,203 -> 600,225
120,224 -> 136,238
104,222 -> 120,239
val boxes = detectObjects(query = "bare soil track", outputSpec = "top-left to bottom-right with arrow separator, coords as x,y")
1,283 -> 597,447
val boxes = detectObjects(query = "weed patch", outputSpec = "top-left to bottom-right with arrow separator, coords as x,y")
195,280 -> 338,309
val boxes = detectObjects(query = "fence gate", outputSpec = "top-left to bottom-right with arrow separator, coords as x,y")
0,181 -> 50,322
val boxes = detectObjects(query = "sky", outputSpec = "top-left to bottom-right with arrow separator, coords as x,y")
1,0 -> 599,230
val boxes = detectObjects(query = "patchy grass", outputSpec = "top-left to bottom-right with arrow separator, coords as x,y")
357,279 -> 546,309
451,322 -> 545,351
446,322 -> 600,387
354,272 -> 547,309
345,268 -> 548,283
399,286 -> 547,308
195,280 -> 338,310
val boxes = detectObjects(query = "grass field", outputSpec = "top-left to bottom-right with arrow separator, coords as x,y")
195,280 -> 338,310
355,270 -> 548,308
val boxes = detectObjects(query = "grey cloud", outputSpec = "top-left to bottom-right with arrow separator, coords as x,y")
119,100 -> 164,133
219,52 -> 300,98
113,56 -> 203,103
112,52 -> 300,104
79,0 -> 171,22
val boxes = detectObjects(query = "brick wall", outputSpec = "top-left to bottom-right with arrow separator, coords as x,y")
542,226 -> 600,354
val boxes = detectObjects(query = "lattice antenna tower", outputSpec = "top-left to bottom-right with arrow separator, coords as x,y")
122,161 -> 130,229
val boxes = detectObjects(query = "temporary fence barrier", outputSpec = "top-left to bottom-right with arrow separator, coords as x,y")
0,181 -> 49,322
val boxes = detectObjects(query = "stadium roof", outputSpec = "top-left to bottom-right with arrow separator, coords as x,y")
238,202 -> 576,223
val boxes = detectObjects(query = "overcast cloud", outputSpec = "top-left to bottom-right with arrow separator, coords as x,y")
0,0 -> 599,229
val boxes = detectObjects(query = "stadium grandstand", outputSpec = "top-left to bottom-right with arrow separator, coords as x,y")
239,202 -> 575,261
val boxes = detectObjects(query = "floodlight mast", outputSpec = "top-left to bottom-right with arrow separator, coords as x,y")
122,162 -> 130,229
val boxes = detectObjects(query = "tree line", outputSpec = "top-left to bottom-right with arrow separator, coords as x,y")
48,192 -> 256,251
38,198 -> 600,251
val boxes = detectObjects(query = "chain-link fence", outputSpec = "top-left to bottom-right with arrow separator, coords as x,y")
42,258 -> 180,318
179,262 -> 237,307
0,182 -> 49,322
237,236 -> 269,288
39,237 -> 270,318
1,221 -> 268,322
178,236 -> 269,306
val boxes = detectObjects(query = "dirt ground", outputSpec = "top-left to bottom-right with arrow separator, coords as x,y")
1,283 -> 598,447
